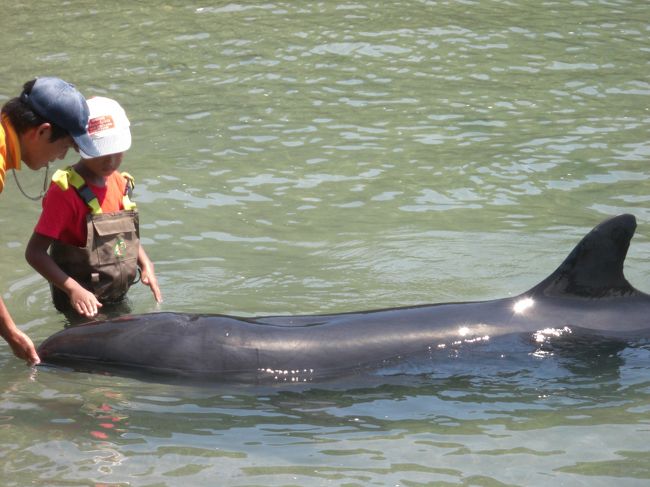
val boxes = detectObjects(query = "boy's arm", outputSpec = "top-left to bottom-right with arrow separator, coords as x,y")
137,245 -> 162,303
25,233 -> 103,318
0,297 -> 40,365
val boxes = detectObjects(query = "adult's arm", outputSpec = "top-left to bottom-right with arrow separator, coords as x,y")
0,296 -> 40,365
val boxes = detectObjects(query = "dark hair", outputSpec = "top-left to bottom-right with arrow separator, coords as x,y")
1,79 -> 68,142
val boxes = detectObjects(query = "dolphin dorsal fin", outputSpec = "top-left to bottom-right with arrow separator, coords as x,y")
527,214 -> 640,298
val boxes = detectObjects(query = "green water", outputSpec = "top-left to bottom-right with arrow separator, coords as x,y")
1,1 -> 650,485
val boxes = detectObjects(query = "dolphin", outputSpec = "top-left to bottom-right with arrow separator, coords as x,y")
37,214 -> 650,382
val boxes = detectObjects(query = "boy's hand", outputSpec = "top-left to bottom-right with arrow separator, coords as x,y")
140,265 -> 162,303
68,286 -> 103,318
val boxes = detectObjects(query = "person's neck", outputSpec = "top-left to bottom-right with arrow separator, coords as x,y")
74,161 -> 106,187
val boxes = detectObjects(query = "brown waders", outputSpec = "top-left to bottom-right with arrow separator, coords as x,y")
48,167 -> 139,312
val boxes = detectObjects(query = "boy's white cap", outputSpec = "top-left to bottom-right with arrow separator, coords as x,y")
79,96 -> 131,159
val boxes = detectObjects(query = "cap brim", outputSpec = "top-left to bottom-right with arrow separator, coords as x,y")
79,129 -> 131,159
74,132 -> 101,158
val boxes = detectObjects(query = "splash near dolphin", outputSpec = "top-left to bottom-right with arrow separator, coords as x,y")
37,214 -> 650,382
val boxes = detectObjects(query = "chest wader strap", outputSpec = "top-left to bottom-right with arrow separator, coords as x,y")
51,167 -> 137,213
121,172 -> 137,210
52,167 -> 102,214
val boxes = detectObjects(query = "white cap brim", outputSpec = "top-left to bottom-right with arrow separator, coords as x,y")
80,127 -> 132,159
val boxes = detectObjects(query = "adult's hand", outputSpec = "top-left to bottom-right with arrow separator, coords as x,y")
0,297 -> 40,365
7,328 -> 41,365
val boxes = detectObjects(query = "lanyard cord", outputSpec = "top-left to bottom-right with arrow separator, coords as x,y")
11,166 -> 49,201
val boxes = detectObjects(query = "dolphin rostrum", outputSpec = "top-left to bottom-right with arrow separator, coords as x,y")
37,214 -> 650,382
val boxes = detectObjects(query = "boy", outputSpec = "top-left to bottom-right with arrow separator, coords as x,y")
1,77 -> 100,365
26,96 -> 162,318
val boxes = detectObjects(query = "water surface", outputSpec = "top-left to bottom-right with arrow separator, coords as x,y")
1,1 -> 649,486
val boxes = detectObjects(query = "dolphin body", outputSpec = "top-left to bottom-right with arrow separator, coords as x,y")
37,214 -> 650,382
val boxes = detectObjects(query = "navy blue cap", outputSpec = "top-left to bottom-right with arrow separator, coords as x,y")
21,77 -> 100,157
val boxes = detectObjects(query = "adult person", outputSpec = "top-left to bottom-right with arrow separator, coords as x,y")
1,77 -> 99,365
26,96 -> 162,318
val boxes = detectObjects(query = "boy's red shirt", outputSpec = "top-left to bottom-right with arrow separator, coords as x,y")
35,171 -> 128,247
